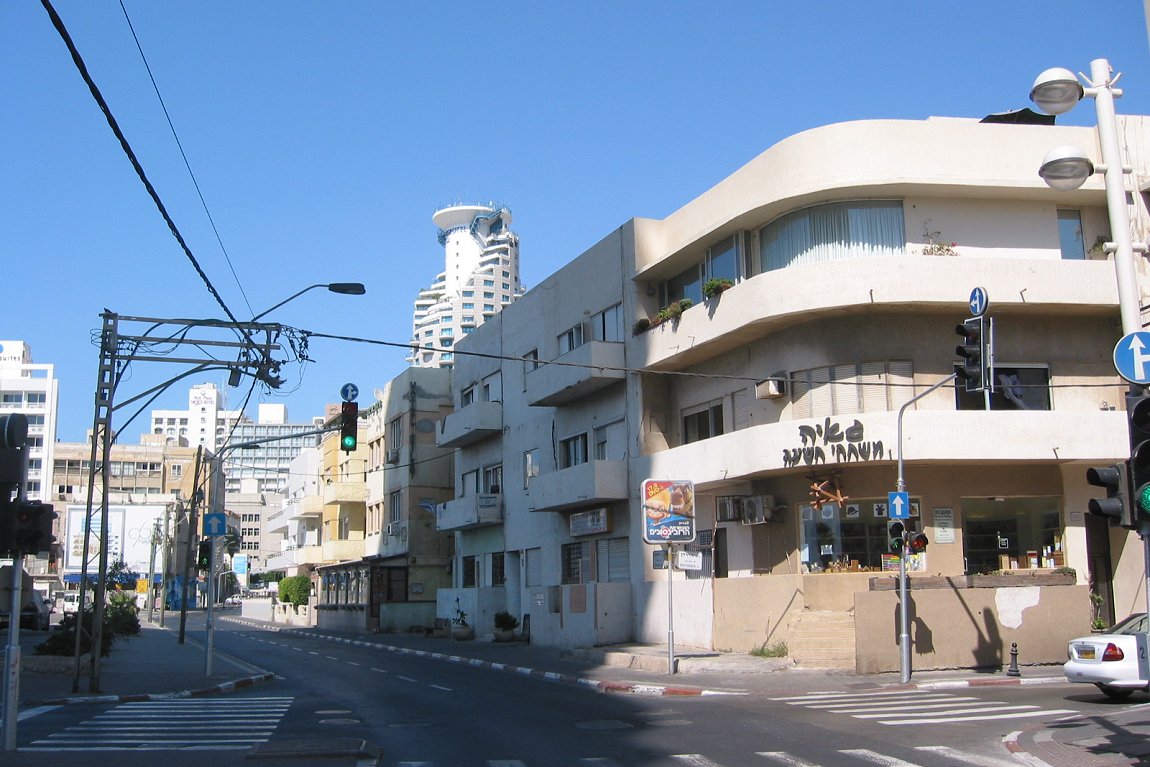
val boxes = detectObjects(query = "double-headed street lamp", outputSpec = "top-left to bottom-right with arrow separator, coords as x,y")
1031,58 -> 1144,335
250,281 -> 366,322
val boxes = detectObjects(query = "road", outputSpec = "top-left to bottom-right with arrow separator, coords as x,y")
10,615 -> 1149,766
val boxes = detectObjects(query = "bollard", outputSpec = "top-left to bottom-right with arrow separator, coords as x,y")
1006,642 -> 1021,677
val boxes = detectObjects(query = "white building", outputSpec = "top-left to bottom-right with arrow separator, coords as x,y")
0,340 -> 58,503
408,204 -> 525,369
434,113 -> 1150,671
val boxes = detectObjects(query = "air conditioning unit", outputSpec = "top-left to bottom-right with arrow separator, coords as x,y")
755,375 -> 787,400
385,449 -> 400,464
385,523 -> 397,537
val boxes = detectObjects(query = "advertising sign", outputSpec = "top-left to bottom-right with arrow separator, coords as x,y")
641,479 -> 696,544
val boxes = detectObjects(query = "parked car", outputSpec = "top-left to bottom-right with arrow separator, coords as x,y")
0,590 -> 51,631
1064,613 -> 1150,699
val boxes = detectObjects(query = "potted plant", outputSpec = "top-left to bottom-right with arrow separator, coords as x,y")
702,278 -> 733,298
493,610 -> 519,642
633,317 -> 651,334
450,600 -> 474,640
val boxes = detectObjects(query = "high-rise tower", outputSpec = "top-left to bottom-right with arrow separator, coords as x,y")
408,204 -> 523,369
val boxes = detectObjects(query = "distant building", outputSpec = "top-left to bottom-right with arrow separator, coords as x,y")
0,340 -> 58,503
408,204 -> 524,369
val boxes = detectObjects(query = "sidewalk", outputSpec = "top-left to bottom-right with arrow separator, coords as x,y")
8,614 -> 1150,767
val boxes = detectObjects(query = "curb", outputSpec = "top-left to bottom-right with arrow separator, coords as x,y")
226,618 -> 730,697
36,671 -> 279,706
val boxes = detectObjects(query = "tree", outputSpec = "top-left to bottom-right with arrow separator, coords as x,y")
277,575 -> 311,607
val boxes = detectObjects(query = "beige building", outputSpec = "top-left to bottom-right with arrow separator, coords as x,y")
435,113 -> 1150,670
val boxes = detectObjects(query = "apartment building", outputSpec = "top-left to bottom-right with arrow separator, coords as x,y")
0,341 -> 58,503
434,113 -> 1150,671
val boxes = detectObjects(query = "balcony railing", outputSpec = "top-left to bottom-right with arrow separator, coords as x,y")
526,460 -> 628,512
437,401 -> 503,448
437,493 -> 503,531
526,341 -> 625,407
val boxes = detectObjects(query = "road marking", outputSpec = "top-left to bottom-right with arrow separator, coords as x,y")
916,745 -> 1023,767
756,753 -> 820,766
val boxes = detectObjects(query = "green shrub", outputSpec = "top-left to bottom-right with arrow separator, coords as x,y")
105,590 -> 141,636
278,575 -> 312,607
36,612 -> 114,657
751,640 -> 788,658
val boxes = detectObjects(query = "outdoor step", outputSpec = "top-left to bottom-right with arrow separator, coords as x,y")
789,610 -> 857,669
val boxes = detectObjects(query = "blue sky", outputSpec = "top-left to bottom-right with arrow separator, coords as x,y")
3,1 -> 1149,442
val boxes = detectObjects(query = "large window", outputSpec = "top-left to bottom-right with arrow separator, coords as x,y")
683,401 -> 723,444
666,234 -> 745,305
559,433 -> 588,469
759,200 -> 905,272
594,420 -> 626,460
388,490 -> 402,524
792,361 -> 914,419
558,323 -> 584,355
591,303 -> 624,343
482,464 -> 503,493
1057,209 -> 1086,260
955,365 -> 1051,411
596,537 -> 630,582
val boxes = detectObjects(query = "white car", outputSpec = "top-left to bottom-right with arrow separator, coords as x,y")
1064,613 -> 1149,699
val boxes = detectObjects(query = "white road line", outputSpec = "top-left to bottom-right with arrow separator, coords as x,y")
840,749 -> 921,766
755,752 -> 821,766
879,708 -> 1077,725
916,745 -> 1025,767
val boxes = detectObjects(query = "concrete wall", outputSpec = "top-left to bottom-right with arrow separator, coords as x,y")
855,582 -> 1090,673
712,574 -> 803,652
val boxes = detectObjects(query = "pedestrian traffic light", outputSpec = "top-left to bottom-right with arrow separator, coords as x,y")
955,317 -> 990,393
1127,393 -> 1150,523
1086,462 -> 1134,529
340,401 -> 358,452
887,519 -> 906,555
907,529 -> 929,554
197,541 -> 212,571
12,500 -> 56,555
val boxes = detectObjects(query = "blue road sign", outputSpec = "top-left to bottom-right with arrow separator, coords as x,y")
969,287 -> 988,318
888,491 -> 911,520
1114,332 -> 1150,385
340,382 -> 359,402
202,512 -> 227,537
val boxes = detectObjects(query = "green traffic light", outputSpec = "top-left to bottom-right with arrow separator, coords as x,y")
341,434 -> 357,450
1139,484 -> 1150,513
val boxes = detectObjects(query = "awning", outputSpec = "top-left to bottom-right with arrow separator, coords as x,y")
62,573 -> 162,584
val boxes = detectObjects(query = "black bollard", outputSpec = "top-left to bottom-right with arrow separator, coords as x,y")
1007,642 -> 1021,677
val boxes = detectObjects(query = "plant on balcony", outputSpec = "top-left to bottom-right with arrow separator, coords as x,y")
633,317 -> 651,334
493,610 -> 519,642
652,298 -> 694,326
702,277 -> 733,298
922,238 -> 959,256
1089,235 -> 1109,257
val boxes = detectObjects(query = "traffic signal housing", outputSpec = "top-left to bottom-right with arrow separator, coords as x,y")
197,540 -> 212,571
1086,462 -> 1135,529
955,317 -> 990,393
1127,394 -> 1150,523
340,401 -> 359,453
887,519 -> 906,555
12,501 -> 56,556
907,528 -> 929,554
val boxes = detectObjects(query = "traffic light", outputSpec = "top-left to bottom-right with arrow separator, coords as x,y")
955,317 -> 990,393
197,541 -> 212,571
1127,394 -> 1150,523
887,519 -> 906,555
907,528 -> 929,554
12,501 -> 56,556
1086,462 -> 1135,529
340,401 -> 359,452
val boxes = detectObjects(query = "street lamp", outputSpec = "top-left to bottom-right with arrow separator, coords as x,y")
250,282 -> 366,322
1030,58 -> 1143,335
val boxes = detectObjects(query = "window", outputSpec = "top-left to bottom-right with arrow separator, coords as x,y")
525,547 -> 542,587
955,365 -> 1051,411
491,553 -> 506,586
170,464 -> 183,479
481,373 -> 501,402
379,567 -> 408,601
558,323 -> 584,355
664,234 -> 745,305
792,361 -> 914,419
1058,209 -> 1086,259
683,402 -> 724,444
388,490 -> 402,524
590,304 -> 624,343
482,464 -> 503,493
596,537 -> 630,582
562,541 -> 590,584
667,263 -> 703,305
524,349 -> 539,373
388,416 -> 403,445
462,302 -> 474,310
593,420 -> 626,460
461,469 -> 479,496
461,386 -> 476,407
559,433 -> 588,469
462,555 -> 478,587
760,200 -> 905,272
523,449 -> 540,488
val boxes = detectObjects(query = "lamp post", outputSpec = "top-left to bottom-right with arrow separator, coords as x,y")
1030,58 -> 1143,335
250,282 -> 366,322
1031,58 -> 1150,633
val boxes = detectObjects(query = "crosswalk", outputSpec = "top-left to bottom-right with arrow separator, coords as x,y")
20,696 -> 292,751
395,749 -> 1022,767
769,688 -> 1076,725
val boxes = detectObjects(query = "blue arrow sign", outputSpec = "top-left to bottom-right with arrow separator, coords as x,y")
340,382 -> 359,403
1114,332 -> 1150,385
888,491 -> 911,520
969,287 -> 988,318
202,512 -> 227,537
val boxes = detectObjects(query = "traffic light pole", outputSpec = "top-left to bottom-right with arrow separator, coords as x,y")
895,373 -> 958,684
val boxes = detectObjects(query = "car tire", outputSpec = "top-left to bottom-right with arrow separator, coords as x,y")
1097,684 -> 1134,700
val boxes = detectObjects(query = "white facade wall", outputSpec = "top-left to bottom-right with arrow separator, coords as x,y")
0,340 -> 58,504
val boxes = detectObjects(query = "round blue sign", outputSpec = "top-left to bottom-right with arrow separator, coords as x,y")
969,287 -> 988,318
1113,332 -> 1150,385
340,383 -> 359,402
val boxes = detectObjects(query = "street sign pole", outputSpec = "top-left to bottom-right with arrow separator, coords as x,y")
666,543 -> 675,675
205,535 -> 216,677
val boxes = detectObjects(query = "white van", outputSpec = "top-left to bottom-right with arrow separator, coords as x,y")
60,592 -> 84,615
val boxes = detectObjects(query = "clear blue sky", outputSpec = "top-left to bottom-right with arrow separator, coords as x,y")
3,1 -> 1149,443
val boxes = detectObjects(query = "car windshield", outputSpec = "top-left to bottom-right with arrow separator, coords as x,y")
1109,614 -> 1148,634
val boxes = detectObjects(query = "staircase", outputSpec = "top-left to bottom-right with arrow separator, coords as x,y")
788,610 -> 856,670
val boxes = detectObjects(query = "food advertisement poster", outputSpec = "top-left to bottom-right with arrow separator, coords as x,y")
641,479 -> 696,544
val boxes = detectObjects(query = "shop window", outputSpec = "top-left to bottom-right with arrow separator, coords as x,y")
954,365 -> 1051,411
799,501 -> 909,572
961,497 -> 1063,575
